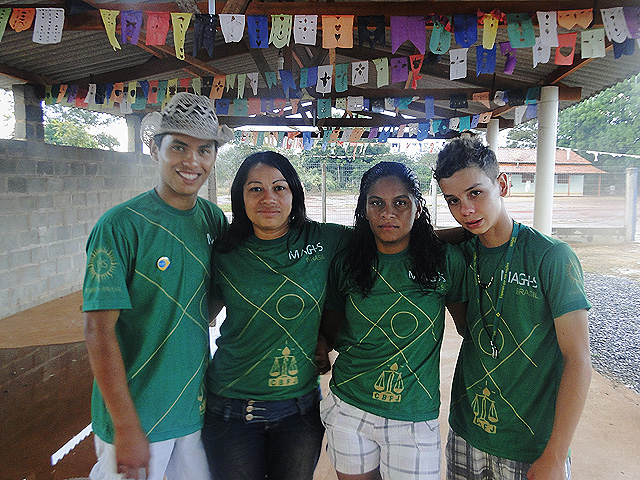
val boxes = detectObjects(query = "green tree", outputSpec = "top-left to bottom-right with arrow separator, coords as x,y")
44,104 -> 120,150
506,74 -> 640,157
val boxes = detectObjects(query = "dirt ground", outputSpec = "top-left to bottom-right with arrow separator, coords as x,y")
571,241 -> 640,282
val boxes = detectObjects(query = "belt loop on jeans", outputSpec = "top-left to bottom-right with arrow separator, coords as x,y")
296,387 -> 320,415
222,400 -> 232,421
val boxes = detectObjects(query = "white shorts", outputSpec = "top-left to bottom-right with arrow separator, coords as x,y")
90,430 -> 210,480
320,390 -> 441,480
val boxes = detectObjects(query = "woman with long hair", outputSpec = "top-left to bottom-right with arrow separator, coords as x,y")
202,151 -> 350,480
319,161 -> 467,480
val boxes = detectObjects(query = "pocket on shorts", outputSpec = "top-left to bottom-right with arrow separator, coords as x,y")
409,419 -> 441,452
319,390 -> 339,428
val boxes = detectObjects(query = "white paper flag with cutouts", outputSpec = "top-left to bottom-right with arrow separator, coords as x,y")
449,48 -> 468,80
533,37 -> 551,67
537,11 -> 559,47
33,8 -> 64,44
600,7 -> 631,43
317,65 -> 333,94
247,72 -> 259,96
294,15 -> 317,45
581,29 -> 606,58
351,61 -> 369,86
347,96 -> 365,111
514,105 -> 527,125
219,14 -> 245,43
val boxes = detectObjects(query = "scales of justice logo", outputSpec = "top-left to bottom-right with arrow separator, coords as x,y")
269,346 -> 299,387
372,362 -> 405,403
471,382 -> 499,434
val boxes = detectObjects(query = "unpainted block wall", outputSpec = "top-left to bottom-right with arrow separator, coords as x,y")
0,139 -> 157,319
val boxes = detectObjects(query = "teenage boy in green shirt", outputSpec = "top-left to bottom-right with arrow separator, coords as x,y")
434,137 -> 592,480
83,93 -> 233,480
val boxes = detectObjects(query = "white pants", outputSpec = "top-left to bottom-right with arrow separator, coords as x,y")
90,430 -> 210,480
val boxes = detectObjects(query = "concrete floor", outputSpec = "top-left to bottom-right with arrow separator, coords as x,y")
1,291 -> 639,479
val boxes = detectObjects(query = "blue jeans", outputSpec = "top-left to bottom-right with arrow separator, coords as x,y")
202,388 -> 324,480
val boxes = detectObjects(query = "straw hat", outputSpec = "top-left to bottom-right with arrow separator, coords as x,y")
140,92 -> 234,147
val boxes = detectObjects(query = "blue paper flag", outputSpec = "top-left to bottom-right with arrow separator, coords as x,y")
424,96 -> 434,119
476,46 -> 497,75
247,15 -> 268,48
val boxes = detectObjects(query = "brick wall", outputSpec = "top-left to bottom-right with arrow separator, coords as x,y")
0,139 -> 157,319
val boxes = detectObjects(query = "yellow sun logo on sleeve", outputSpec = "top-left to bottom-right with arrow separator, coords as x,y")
88,248 -> 117,281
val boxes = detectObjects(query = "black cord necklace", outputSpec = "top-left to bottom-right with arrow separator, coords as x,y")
473,221 -> 521,359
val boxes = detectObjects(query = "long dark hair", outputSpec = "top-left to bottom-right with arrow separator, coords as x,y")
217,151 -> 309,252
348,161 -> 444,295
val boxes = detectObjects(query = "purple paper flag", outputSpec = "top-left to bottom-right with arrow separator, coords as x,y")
623,7 -> 640,39
391,16 -> 426,54
390,57 -> 409,84
500,42 -> 517,74
121,11 -> 143,45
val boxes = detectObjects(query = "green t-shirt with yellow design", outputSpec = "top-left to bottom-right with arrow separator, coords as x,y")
83,189 -> 227,444
449,224 -> 590,463
326,244 -> 467,422
207,221 -> 350,400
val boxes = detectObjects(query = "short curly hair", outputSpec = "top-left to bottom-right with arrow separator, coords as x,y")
434,137 -> 499,181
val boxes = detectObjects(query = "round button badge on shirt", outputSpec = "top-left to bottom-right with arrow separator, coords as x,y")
157,256 -> 171,271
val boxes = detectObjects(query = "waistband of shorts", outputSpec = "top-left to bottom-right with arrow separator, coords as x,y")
206,388 -> 320,423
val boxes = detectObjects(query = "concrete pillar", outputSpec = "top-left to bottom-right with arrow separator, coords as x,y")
625,167 -> 638,241
430,177 -> 438,226
321,163 -> 327,223
126,114 -> 143,153
486,118 -> 500,151
208,163 -> 218,205
12,84 -> 45,141
533,86 -> 559,235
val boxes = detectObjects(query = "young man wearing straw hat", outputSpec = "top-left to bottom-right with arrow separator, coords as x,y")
83,92 -> 234,480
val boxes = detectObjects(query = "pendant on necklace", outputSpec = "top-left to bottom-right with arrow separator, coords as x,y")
477,274 -> 493,289
490,341 -> 499,359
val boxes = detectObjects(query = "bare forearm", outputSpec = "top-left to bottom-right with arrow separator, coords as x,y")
528,309 -> 591,480
543,353 -> 592,461
84,310 -> 150,477
84,312 -> 141,431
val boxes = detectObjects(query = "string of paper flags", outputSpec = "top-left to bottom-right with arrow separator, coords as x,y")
1,7 -> 639,61
4,5 -> 639,146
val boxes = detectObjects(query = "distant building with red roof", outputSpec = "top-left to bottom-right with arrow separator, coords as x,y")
497,148 -> 607,196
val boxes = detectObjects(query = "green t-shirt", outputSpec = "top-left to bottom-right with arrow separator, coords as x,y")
83,189 -> 227,443
449,224 -> 591,463
326,244 -> 467,422
207,221 -> 350,400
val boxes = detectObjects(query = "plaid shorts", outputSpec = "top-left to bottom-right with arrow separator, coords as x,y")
320,390 -> 441,480
445,428 -> 572,480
